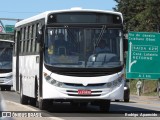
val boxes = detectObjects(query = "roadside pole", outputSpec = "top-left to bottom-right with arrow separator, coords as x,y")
136,80 -> 142,96
157,79 -> 160,98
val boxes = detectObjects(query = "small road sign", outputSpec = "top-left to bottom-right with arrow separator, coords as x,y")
5,25 -> 14,33
126,31 -> 160,80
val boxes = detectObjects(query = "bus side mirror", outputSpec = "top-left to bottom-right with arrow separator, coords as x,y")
11,42 -> 14,47
36,30 -> 43,43
123,33 -> 128,51
123,38 -> 128,51
36,24 -> 43,43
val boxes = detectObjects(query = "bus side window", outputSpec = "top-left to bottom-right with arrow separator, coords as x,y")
20,28 -> 25,54
27,27 -> 30,53
28,26 -> 32,53
25,26 -> 30,53
30,25 -> 34,53
32,24 -> 36,53
14,31 -> 18,55
23,27 -> 26,53
36,23 -> 41,53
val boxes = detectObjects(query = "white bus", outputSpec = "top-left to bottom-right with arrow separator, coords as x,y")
0,33 -> 14,91
13,8 -> 125,111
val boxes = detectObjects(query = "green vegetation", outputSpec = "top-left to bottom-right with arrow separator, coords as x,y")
113,0 -> 160,32
114,0 -> 160,96
129,80 -> 158,96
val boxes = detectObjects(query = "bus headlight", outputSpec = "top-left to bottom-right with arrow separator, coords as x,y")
113,80 -> 118,86
6,75 -> 13,79
106,82 -> 112,88
56,82 -> 63,87
105,74 -> 123,88
50,79 -> 56,85
44,72 -> 64,87
118,76 -> 122,83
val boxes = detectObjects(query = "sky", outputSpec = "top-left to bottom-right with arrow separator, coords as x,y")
0,0 -> 117,26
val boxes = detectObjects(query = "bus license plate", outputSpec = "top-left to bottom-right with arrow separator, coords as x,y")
78,90 -> 91,95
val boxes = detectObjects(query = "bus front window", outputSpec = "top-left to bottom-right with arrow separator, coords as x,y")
45,27 -> 123,68
0,42 -> 12,69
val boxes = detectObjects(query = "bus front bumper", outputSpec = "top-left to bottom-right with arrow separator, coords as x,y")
0,77 -> 13,86
43,82 -> 124,101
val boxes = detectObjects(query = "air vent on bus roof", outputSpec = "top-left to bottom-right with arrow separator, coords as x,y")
70,7 -> 82,10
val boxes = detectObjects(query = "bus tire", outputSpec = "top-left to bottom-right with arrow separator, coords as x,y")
124,99 -> 129,102
99,100 -> 110,112
20,78 -> 29,105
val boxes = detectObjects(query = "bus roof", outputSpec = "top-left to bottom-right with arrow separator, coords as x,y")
15,8 -> 123,27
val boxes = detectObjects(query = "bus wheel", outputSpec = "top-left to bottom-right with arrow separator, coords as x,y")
99,100 -> 110,112
20,83 -> 29,104
124,99 -> 129,102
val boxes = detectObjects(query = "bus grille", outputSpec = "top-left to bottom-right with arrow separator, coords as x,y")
66,90 -> 102,97
64,83 -> 105,87
68,94 -> 101,97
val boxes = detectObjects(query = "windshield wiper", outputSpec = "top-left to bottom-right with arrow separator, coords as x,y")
95,25 -> 106,48
0,48 -> 6,56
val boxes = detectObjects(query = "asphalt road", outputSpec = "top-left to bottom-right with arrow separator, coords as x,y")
0,89 -> 160,120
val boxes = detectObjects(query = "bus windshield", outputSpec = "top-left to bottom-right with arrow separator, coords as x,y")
0,42 -> 12,69
44,26 -> 123,68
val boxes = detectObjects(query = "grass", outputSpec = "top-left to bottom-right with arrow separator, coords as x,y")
129,79 -> 158,96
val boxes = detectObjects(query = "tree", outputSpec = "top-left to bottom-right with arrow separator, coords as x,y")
113,0 -> 160,32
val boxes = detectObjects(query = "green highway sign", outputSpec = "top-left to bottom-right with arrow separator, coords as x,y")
126,32 -> 160,80
5,25 -> 14,33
